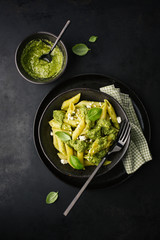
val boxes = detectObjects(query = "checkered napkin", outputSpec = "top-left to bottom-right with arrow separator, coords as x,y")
100,85 -> 152,174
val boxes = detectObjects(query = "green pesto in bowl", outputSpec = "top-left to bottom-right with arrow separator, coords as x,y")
21,39 -> 63,79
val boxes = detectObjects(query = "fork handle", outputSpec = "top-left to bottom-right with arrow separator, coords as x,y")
63,154 -> 109,216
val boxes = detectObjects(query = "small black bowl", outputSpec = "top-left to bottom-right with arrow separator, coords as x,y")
15,32 -> 68,84
38,88 -> 130,179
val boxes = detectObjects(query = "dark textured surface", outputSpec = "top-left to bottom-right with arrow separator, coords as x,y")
0,0 -> 160,239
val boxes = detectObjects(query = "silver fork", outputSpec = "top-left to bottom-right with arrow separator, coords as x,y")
63,120 -> 131,216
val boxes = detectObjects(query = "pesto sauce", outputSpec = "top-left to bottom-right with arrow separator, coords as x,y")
51,105 -> 119,166
68,139 -> 88,152
53,110 -> 65,125
21,39 -> 63,79
88,149 -> 108,165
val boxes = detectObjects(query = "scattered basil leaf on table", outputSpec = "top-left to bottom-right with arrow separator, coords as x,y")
55,131 -> 71,142
89,36 -> 98,42
46,192 -> 58,204
88,108 -> 102,121
70,155 -> 84,169
72,43 -> 90,56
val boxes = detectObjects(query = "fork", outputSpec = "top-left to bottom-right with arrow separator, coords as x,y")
63,120 -> 131,216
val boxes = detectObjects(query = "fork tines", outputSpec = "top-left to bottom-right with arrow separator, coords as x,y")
119,120 -> 131,144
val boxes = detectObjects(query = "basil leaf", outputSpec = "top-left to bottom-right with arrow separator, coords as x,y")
88,108 -> 102,121
72,43 -> 90,56
55,131 -> 71,142
70,155 -> 84,170
46,191 -> 58,204
89,36 -> 98,42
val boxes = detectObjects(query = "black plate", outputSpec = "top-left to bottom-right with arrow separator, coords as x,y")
34,74 -> 151,188
38,88 -> 130,179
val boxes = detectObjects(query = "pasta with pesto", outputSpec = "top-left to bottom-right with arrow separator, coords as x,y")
49,93 -> 120,170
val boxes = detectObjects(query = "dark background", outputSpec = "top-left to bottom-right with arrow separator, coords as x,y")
0,0 -> 160,239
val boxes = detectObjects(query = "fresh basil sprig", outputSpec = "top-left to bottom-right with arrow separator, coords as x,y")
70,155 -> 84,169
88,108 -> 102,121
89,36 -> 98,42
55,131 -> 71,142
46,192 -> 58,204
72,43 -> 90,56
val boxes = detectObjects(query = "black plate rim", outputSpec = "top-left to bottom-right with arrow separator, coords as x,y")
33,73 -> 151,188
37,87 -> 130,178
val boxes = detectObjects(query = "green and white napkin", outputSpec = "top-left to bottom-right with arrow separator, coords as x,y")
100,84 -> 152,174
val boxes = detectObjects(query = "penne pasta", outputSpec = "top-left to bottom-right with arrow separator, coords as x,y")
66,102 -> 75,116
65,144 -> 74,166
100,100 -> 108,119
57,152 -> 67,160
49,119 -> 60,129
61,93 -> 81,110
49,93 -> 120,169
52,128 -> 71,135
53,132 -> 59,151
76,100 -> 103,108
77,152 -> 84,164
63,118 -> 79,128
89,138 -> 99,156
84,159 -> 94,166
84,159 -> 111,166
57,137 -> 66,156
106,99 -> 119,129
72,118 -> 85,140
